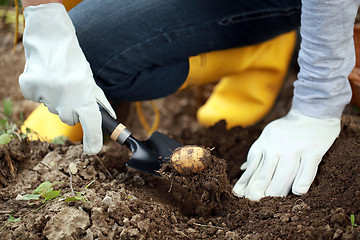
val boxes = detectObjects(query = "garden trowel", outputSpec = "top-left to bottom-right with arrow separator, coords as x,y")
100,107 -> 182,175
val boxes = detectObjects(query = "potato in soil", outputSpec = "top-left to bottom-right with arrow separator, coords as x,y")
170,145 -> 211,175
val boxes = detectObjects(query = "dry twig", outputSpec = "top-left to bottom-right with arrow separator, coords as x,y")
94,155 -> 113,179
174,229 -> 190,239
1,146 -> 15,177
193,222 -> 225,230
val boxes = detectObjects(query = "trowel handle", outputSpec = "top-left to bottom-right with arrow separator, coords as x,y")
99,106 -> 132,145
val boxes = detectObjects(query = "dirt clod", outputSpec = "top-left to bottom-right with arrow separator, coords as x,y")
43,206 -> 90,239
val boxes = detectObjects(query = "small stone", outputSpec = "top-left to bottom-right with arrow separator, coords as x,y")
129,195 -> 138,201
85,229 -> 94,240
333,229 -> 343,239
280,213 -> 291,223
128,228 -> 140,237
225,231 -> 237,239
98,172 -> 106,180
112,223 -> 119,232
119,187 -> 126,194
102,196 -> 113,207
133,175 -> 145,186
69,162 -> 78,175
170,214 -> 178,224
130,214 -> 141,224
123,218 -> 130,227
120,228 -> 127,238
291,215 -> 300,222
137,219 -> 150,233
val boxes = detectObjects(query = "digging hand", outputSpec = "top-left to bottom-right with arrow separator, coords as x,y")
232,109 -> 340,201
19,3 -> 116,155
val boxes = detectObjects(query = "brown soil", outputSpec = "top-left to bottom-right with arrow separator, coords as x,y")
1,24 -> 360,239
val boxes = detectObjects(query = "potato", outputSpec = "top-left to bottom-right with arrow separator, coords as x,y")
170,146 -> 211,175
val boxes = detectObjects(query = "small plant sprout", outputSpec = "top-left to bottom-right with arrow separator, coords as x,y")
0,98 -> 15,145
0,180 -> 95,232
16,180 -> 95,204
0,98 -> 26,144
51,135 -> 68,145
0,213 -> 21,232
0,98 -> 23,179
351,214 -> 358,230
7,214 -> 21,223
0,179 -> 95,232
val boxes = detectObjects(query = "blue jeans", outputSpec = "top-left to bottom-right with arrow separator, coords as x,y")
69,0 -> 301,102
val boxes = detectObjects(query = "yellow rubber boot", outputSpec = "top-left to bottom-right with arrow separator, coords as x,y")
21,104 -> 83,142
194,31 -> 297,128
180,30 -> 296,91
21,0 -> 85,142
63,0 -> 84,11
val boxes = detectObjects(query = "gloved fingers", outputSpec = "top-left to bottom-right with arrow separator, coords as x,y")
292,155 -> 322,195
232,150 -> 263,197
232,175 -> 247,197
39,100 -> 58,117
76,101 -> 103,155
265,155 -> 300,197
55,104 -> 78,126
94,86 -> 117,120
244,153 -> 279,201
233,158 -> 263,198
240,161 -> 247,170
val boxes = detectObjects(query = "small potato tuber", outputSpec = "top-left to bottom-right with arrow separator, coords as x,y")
170,146 -> 211,175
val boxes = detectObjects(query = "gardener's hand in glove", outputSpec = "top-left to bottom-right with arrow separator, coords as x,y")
232,109 -> 340,201
19,3 -> 116,155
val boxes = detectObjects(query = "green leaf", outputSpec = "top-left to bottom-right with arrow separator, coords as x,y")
0,0 -> 11,7
0,133 -> 12,145
85,180 -> 95,189
0,119 -> 7,130
8,214 -> 21,223
51,136 -> 68,145
33,182 -> 53,195
64,196 -> 78,202
16,194 -> 41,200
19,112 -> 23,122
2,98 -> 13,117
75,195 -> 88,203
42,190 -> 60,201
351,214 -> 358,228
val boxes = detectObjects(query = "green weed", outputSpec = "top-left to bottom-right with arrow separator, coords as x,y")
0,98 -> 28,179
17,180 -> 95,204
7,214 -> 20,223
51,136 -> 68,145
0,179 -> 95,232
0,98 -> 27,145
351,214 -> 358,230
0,98 -> 68,145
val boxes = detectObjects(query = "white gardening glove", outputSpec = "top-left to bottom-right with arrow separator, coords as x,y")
232,109 -> 340,201
19,3 -> 116,155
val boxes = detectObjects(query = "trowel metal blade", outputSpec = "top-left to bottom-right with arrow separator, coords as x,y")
126,131 -> 183,175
